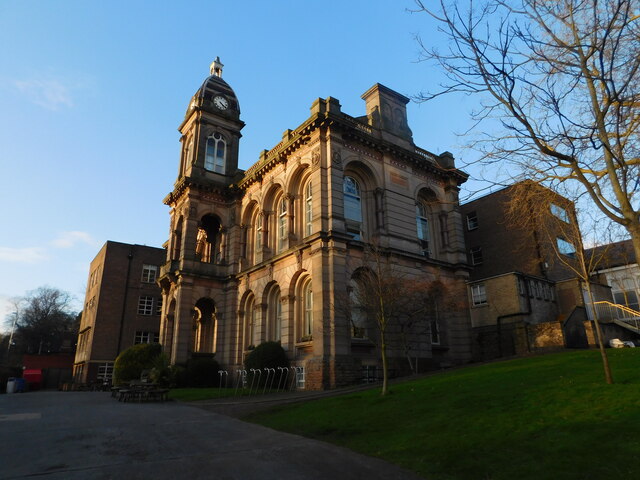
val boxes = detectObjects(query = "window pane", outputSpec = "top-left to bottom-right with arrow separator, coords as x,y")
137,296 -> 154,315
472,284 -> 487,305
551,203 -> 570,223
470,247 -> 483,265
557,238 -> 576,257
345,196 -> 362,222
141,265 -> 157,283
205,138 -> 216,171
417,217 -> 429,241
303,283 -> 313,338
466,212 -> 478,230
344,176 -> 359,196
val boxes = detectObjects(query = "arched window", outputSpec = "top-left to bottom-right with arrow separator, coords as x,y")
344,176 -> 362,240
302,281 -> 313,340
269,287 -> 282,341
277,197 -> 288,252
304,180 -> 313,237
255,213 -> 263,252
416,203 -> 431,257
244,295 -> 259,349
205,132 -> 226,174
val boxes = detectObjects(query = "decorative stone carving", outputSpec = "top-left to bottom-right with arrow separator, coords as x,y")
311,150 -> 320,167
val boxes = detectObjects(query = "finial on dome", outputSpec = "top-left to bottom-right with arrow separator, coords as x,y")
210,56 -> 224,77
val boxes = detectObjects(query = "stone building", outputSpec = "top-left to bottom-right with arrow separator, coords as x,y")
157,59 -> 473,389
73,241 -> 165,384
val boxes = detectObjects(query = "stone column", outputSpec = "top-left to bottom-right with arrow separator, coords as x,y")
374,187 -> 384,231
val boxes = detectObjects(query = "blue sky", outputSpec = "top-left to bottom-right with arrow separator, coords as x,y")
0,0 -> 487,326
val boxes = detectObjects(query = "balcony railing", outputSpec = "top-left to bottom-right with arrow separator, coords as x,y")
159,258 -> 230,279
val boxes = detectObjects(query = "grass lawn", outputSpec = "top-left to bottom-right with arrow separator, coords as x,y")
244,349 -> 640,480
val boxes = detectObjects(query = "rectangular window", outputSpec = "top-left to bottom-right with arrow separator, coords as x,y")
550,203 -> 570,223
141,264 -> 158,283
137,296 -> 154,315
470,247 -> 483,265
155,296 -> 163,316
134,331 -> 159,344
466,212 -> 478,230
557,238 -> 576,258
97,363 -> 114,382
471,284 -> 487,306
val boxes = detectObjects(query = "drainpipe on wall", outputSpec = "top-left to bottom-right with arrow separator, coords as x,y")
116,250 -> 134,356
496,274 -> 533,356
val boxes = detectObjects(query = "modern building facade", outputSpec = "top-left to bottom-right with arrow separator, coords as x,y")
157,59 -> 474,389
591,240 -> 639,311
73,241 -> 165,384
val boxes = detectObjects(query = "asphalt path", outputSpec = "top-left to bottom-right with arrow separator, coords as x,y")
0,391 -> 425,479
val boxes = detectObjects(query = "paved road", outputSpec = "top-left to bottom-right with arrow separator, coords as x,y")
0,391 -> 424,480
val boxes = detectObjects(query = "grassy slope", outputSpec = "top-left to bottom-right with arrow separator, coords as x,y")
245,350 -> 640,480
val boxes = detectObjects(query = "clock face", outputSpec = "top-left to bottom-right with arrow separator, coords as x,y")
213,95 -> 229,110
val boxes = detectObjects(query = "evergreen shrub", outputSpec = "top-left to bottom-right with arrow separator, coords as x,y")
245,341 -> 289,387
113,343 -> 162,385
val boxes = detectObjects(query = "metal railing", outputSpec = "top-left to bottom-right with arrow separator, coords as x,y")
590,301 -> 640,332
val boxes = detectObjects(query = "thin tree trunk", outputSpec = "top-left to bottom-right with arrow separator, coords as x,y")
586,282 -> 613,385
380,329 -> 389,395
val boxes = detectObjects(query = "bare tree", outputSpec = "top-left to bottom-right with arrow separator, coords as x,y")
506,182 -> 614,383
413,0 -> 640,263
339,246 -> 446,395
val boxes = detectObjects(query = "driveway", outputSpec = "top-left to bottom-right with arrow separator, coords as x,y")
0,391 -> 424,479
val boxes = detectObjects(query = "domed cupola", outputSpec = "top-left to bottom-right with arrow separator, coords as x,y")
185,57 -> 241,121
176,58 -> 245,184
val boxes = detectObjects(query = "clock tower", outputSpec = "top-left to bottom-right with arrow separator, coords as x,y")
159,58 -> 245,365
176,56 -> 245,183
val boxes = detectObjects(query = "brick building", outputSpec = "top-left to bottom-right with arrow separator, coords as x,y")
460,182 -> 611,359
157,59 -> 474,389
73,241 -> 165,383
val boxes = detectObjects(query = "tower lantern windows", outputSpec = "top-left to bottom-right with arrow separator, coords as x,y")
205,132 -> 227,174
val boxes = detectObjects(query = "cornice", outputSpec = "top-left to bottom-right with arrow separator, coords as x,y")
237,107 -> 468,190
163,177 -> 242,206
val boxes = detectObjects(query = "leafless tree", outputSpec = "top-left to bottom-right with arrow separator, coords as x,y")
339,246 -> 448,395
506,182 -> 614,383
413,0 -> 640,264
